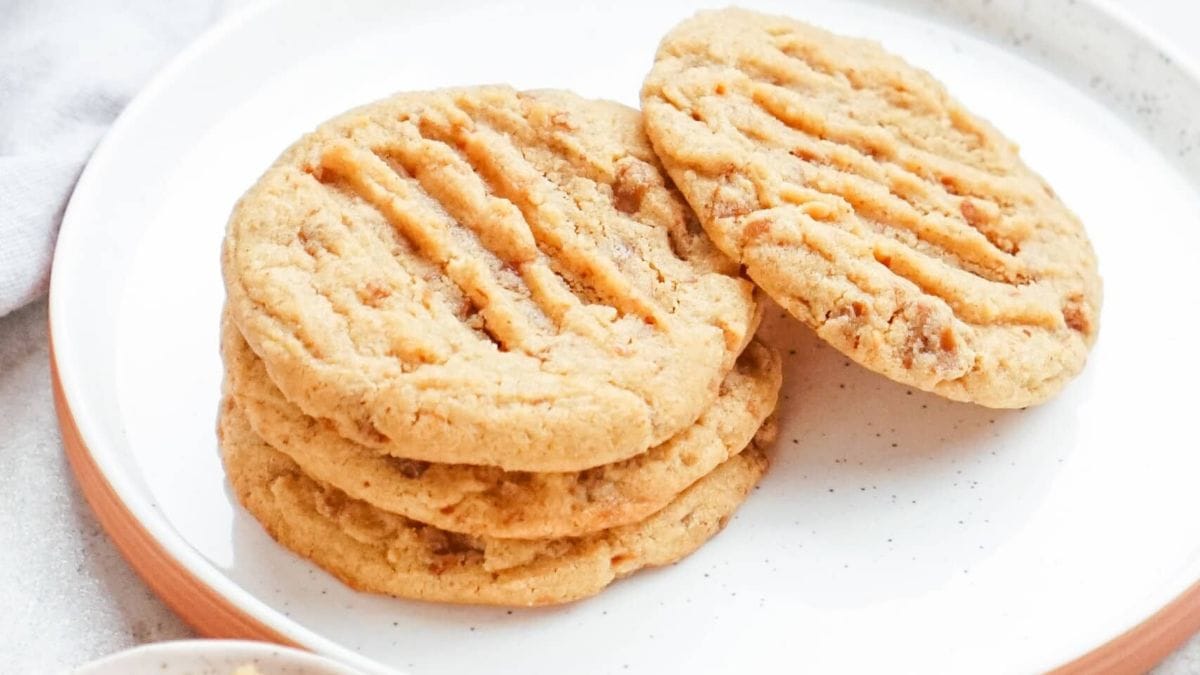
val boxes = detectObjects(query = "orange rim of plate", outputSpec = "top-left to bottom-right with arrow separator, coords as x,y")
51,327 -> 1200,672
51,337 -> 293,647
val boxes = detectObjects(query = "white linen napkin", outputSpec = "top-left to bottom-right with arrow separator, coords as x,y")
0,0 -> 227,317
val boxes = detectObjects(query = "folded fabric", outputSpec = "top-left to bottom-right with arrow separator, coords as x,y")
0,0 -> 225,317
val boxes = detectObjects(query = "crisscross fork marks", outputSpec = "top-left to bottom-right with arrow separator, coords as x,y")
664,16 -> 1000,170
452,95 -> 702,270
320,141 -> 547,355
454,93 -> 617,185
245,176 -> 466,367
703,86 -> 1066,327
370,125 -> 612,344
743,203 -> 1061,329
768,35 -> 997,162
866,239 -> 1061,328
719,79 -> 1032,253
696,44 -> 1035,201
654,83 -> 1066,329
739,73 -> 1043,216
414,111 -> 670,330
653,66 -> 1042,258
707,94 -> 1030,283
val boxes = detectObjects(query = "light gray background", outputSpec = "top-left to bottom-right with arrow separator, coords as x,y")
1,1 -> 1196,671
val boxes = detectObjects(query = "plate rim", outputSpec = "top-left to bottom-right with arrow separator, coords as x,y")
47,0 -> 1200,673
70,638 -> 362,674
46,1 -> 391,671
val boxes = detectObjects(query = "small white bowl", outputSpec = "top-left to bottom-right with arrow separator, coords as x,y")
71,640 -> 365,675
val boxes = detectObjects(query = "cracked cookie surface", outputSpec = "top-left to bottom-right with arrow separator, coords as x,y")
223,86 -> 757,470
218,397 -> 766,606
641,9 -> 1101,407
222,313 -> 780,538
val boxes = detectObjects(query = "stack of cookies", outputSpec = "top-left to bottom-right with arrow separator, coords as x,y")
219,87 -> 781,606
218,8 -> 1100,607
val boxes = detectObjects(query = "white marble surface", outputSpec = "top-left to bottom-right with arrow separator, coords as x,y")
1,1 -> 1197,672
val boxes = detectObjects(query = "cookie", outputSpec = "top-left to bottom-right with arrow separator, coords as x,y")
223,86 -> 757,471
641,9 -> 1101,407
218,398 -> 767,606
222,312 -> 780,538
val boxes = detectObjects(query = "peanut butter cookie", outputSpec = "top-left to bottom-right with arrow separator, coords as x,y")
222,313 -> 780,539
223,87 -> 757,470
641,9 -> 1101,407
219,398 -> 766,606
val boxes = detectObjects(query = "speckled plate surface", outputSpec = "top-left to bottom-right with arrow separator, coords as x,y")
49,0 -> 1200,673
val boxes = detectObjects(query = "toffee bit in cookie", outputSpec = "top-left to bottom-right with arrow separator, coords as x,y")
613,158 -> 656,214
387,457 -> 431,480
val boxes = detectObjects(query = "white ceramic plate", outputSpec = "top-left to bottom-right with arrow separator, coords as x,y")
49,0 -> 1200,673
71,640 -> 361,675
